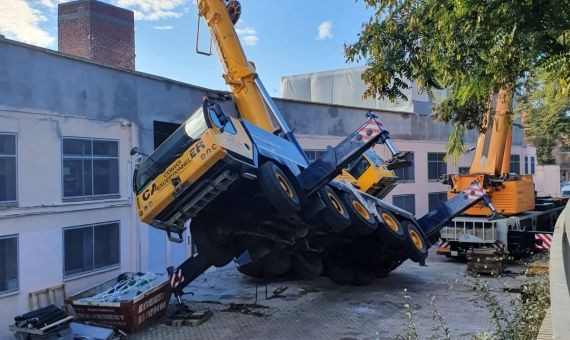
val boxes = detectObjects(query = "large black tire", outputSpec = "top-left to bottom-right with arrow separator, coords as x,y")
352,266 -> 375,286
191,222 -> 235,267
238,250 -> 292,278
375,208 -> 406,245
263,250 -> 292,277
341,192 -> 377,235
292,251 -> 323,279
258,161 -> 301,215
402,221 -> 429,263
322,255 -> 353,285
318,185 -> 351,232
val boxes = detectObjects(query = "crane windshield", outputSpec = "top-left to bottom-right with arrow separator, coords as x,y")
134,107 -> 208,193
365,150 -> 386,166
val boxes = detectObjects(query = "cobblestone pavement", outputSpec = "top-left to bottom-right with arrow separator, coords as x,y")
133,249 -> 526,340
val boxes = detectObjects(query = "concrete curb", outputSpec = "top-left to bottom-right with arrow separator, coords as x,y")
548,204 -> 570,339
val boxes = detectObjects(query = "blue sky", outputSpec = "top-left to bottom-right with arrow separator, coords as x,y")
1,0 -> 373,96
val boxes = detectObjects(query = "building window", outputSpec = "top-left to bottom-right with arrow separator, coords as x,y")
531,156 -> 536,174
0,134 -> 17,203
458,166 -> 470,174
304,150 -> 326,162
428,153 -> 447,181
62,138 -> 119,199
510,154 -> 520,174
525,156 -> 529,174
394,152 -> 414,182
428,192 -> 448,211
64,222 -> 120,277
0,235 -> 18,294
393,194 -> 415,215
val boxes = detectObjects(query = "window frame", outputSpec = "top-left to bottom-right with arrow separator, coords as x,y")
394,151 -> 415,182
392,194 -> 416,215
458,166 -> 470,174
427,152 -> 447,181
62,221 -> 121,279
530,156 -> 536,174
510,154 -> 521,174
0,133 -> 18,205
0,234 -> 19,296
428,192 -> 448,212
61,137 -> 120,201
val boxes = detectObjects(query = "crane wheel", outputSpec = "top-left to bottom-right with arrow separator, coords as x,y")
238,250 -> 291,278
258,161 -> 301,215
375,208 -> 406,244
292,251 -> 323,279
318,185 -> 351,232
340,192 -> 377,235
402,221 -> 428,263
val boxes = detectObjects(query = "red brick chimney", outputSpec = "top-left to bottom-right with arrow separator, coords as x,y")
58,0 -> 135,70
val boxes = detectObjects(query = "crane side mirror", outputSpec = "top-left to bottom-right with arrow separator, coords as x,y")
130,147 -> 140,156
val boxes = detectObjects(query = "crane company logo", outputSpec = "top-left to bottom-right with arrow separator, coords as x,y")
141,140 -> 218,201
189,141 -> 206,159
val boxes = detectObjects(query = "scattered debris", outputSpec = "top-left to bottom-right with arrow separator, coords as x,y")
10,305 -> 73,339
70,322 -> 114,340
267,286 -> 288,299
503,285 -> 523,294
165,308 -> 213,327
76,273 -> 165,303
223,303 -> 270,317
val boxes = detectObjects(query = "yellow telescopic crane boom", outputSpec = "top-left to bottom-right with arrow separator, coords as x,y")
198,0 -> 275,133
468,88 -> 513,175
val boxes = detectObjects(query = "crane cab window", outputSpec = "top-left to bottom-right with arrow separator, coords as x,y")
135,108 -> 208,194
208,108 -> 236,135
364,150 -> 385,166
346,156 -> 371,179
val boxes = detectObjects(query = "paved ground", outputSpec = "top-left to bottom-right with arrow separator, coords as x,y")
133,249 -> 528,340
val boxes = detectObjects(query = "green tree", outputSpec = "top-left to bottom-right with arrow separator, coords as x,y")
519,68 -> 570,164
346,0 -> 570,159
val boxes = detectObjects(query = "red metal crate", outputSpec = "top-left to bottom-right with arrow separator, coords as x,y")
67,273 -> 170,333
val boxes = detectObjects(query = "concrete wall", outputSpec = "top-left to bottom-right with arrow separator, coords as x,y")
546,203 -> 570,339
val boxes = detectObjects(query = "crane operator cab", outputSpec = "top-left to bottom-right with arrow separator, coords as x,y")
133,98 -> 256,241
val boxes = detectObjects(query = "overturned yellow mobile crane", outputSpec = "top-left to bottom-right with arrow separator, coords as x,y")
132,0 -> 495,296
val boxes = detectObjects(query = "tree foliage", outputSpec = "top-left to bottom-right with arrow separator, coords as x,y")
346,0 -> 570,157
519,68 -> 570,164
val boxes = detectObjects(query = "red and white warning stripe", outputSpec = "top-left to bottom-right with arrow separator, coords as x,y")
169,268 -> 185,289
491,243 -> 505,251
466,183 -> 485,200
535,233 -> 553,250
439,240 -> 450,248
358,120 -> 383,142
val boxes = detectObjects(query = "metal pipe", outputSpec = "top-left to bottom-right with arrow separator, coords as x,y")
254,77 -> 310,164
385,139 -> 399,156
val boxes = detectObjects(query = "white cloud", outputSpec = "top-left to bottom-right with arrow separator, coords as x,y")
0,0 -> 55,47
242,35 -> 258,46
235,20 -> 258,46
115,0 -> 186,21
153,25 -> 173,30
317,20 -> 333,40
